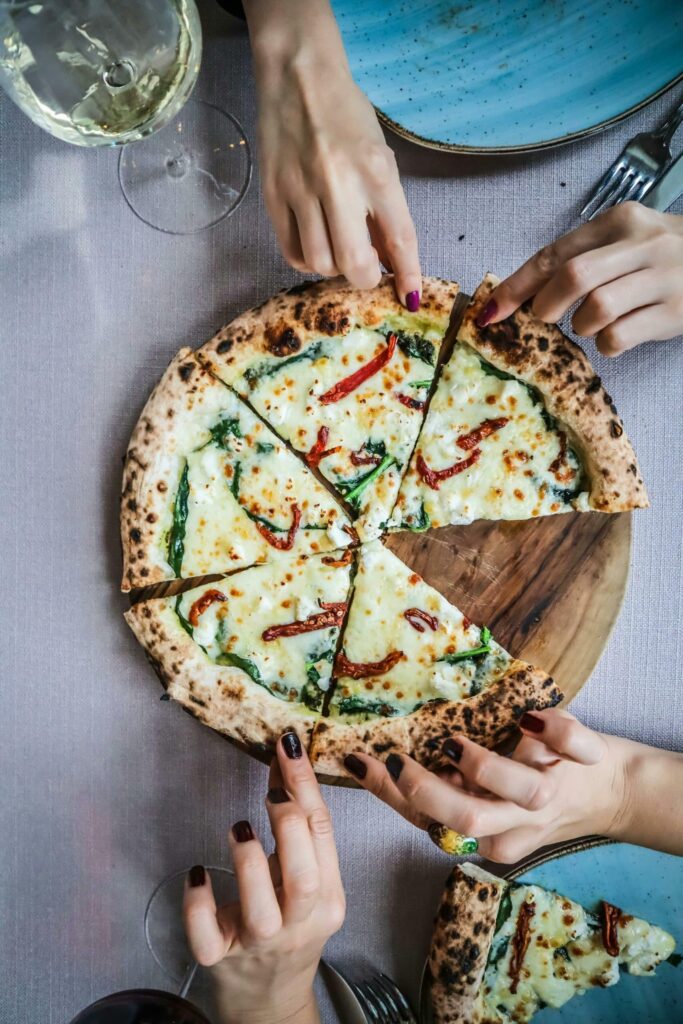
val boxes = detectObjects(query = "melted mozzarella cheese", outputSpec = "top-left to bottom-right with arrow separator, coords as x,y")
175,552 -> 353,703
232,322 -> 447,541
392,342 -> 590,530
177,390 -> 352,576
330,541 -> 511,718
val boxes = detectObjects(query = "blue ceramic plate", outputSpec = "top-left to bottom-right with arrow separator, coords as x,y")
507,838 -> 682,1022
332,1 -> 683,153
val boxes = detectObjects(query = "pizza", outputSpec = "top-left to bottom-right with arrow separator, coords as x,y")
198,276 -> 458,541
428,864 -> 676,1024
392,274 -> 648,532
121,350 -> 353,590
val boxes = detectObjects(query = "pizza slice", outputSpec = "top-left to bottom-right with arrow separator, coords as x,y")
124,550 -> 354,750
198,276 -> 458,541
428,864 -> 676,1024
308,542 -> 561,775
121,350 -> 353,591
392,273 -> 648,532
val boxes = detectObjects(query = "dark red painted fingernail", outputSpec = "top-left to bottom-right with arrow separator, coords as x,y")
442,738 -> 464,763
188,864 -> 205,888
344,754 -> 367,779
232,820 -> 254,843
406,290 -> 420,312
476,299 -> 497,327
520,712 -> 545,733
386,753 -> 403,781
281,731 -> 302,759
267,786 -> 290,804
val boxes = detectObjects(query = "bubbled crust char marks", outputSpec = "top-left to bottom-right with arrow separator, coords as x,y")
459,274 -> 648,513
428,865 -> 504,1024
308,663 -> 562,776
196,274 -> 459,384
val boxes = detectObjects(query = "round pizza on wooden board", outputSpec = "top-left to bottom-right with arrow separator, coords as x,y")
121,275 -> 646,780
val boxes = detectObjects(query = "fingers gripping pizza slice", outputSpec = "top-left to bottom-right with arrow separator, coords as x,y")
198,276 -> 458,541
428,864 -> 676,1024
124,550 -> 355,750
308,542 -> 561,775
392,274 -> 648,532
121,350 -> 353,590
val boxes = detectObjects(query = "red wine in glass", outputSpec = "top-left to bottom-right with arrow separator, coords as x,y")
69,988 -> 211,1023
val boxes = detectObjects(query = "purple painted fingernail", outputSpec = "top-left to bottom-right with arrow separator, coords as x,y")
443,738 -> 464,763
476,299 -> 497,327
520,712 -> 545,734
386,753 -> 403,781
232,820 -> 254,843
406,290 -> 420,312
188,864 -> 205,888
281,730 -> 302,760
344,754 -> 367,779
267,786 -> 290,804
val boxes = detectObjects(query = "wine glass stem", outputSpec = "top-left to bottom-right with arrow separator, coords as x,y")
178,960 -> 199,999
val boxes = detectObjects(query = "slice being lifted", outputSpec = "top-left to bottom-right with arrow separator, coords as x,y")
428,864 -> 676,1024
121,350 -> 353,591
392,274 -> 648,532
308,542 -> 561,776
124,550 -> 354,750
198,276 -> 458,541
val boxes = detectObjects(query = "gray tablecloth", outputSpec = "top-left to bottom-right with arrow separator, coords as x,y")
1,5 -> 681,1022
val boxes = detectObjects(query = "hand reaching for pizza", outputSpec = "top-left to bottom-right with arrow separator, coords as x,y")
481,204 -> 683,356
346,709 -> 683,864
183,733 -> 345,1024
243,0 -> 422,309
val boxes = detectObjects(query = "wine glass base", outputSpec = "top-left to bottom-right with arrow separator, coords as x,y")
118,100 -> 251,233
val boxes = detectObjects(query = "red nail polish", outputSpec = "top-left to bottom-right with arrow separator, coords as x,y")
344,754 -> 367,780
188,864 -> 205,888
476,298 -> 497,327
520,712 -> 545,733
406,290 -> 420,312
232,820 -> 254,843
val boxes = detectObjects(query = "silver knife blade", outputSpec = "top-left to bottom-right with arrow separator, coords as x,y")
642,151 -> 683,211
321,959 -> 370,1024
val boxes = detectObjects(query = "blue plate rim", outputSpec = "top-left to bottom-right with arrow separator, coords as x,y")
505,834 -> 613,879
375,72 -> 683,155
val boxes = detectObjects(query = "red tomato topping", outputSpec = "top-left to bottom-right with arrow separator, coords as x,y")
456,417 -> 509,451
335,649 -> 404,679
319,333 -> 397,405
254,504 -> 302,550
305,425 -> 342,467
350,446 -> 382,466
322,550 -> 354,567
509,900 -> 536,994
601,900 -> 621,958
403,608 -> 439,633
188,588 -> 227,627
262,602 -> 347,642
396,393 -> 426,412
416,450 -> 481,490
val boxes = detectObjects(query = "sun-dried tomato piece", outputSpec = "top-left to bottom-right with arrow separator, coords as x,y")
254,504 -> 302,550
262,602 -> 347,642
403,607 -> 439,633
334,649 -> 404,679
188,589 -> 227,627
322,550 -> 354,567
319,334 -> 397,405
396,393 -> 426,411
456,417 -> 509,451
305,426 -> 342,467
416,450 -> 481,490
350,447 -> 382,466
601,900 -> 621,958
509,900 -> 536,994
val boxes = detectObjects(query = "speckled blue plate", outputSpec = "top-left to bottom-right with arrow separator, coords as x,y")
331,1 -> 683,153
507,839 -> 682,1021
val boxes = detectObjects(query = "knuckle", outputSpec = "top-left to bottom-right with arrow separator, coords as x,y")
456,808 -> 482,837
247,914 -> 281,943
362,143 -> 398,187
484,835 -> 526,865
309,252 -> 336,276
277,810 -> 305,837
563,256 -> 591,292
534,243 -> 558,277
289,869 -> 320,901
652,231 -> 681,259
467,758 -> 491,790
307,806 -> 334,838
590,288 -> 615,322
610,200 -> 645,231
325,895 -> 347,934
524,777 -> 553,811
401,773 -> 427,802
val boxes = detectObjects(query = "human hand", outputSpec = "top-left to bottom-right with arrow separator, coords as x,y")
245,0 -> 421,307
183,732 -> 345,1024
344,709 -> 683,863
479,204 -> 683,356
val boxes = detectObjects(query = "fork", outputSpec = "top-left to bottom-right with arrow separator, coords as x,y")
323,959 -> 418,1024
580,97 -> 683,219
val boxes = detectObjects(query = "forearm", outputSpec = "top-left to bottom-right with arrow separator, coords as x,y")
214,988 -> 319,1024
605,736 -> 683,854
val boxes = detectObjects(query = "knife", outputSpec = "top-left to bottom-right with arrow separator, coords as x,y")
321,959 -> 369,1023
642,151 -> 683,211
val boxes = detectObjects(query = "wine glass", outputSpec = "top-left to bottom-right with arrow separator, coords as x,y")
0,0 -> 252,233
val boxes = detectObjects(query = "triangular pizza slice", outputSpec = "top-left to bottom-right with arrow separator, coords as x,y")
198,276 -> 458,541
308,542 -> 561,775
124,550 -> 354,750
121,350 -> 353,590
428,864 -> 676,1024
392,274 -> 648,532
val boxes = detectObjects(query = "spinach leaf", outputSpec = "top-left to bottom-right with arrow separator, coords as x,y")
494,889 -> 512,934
215,651 -> 263,684
243,508 -> 287,533
402,501 -> 430,532
302,523 -> 328,531
550,483 -> 582,505
302,642 -> 336,710
477,355 -> 517,383
174,594 -> 194,638
363,439 -> 388,459
168,463 -> 190,576
300,681 -> 324,711
243,341 -> 324,387
229,461 -> 242,501
438,626 -> 492,665
554,946 -> 571,963
391,329 -> 435,366
342,454 -> 396,510
478,354 -> 560,433
209,418 -> 242,448
408,379 -> 432,389
256,441 -> 275,454
337,695 -> 398,717
488,936 -> 509,968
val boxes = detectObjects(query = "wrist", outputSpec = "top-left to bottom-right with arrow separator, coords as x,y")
214,989 -> 318,1024
245,0 -> 349,77
597,735 -> 635,840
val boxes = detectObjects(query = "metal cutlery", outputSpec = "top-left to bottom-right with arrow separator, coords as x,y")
323,959 -> 417,1024
581,97 -> 683,219
641,150 -> 683,211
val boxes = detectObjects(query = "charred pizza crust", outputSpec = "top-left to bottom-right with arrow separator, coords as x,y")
428,864 -> 505,1024
459,275 -> 648,513
309,662 -> 561,775
124,595 -> 318,754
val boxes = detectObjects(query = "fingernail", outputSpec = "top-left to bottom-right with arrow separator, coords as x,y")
267,786 -> 290,804
232,819 -> 254,843
520,712 -> 545,733
476,299 -> 497,327
428,822 -> 479,856
344,754 -> 367,780
406,290 -> 420,313
442,738 -> 464,763
281,730 -> 302,759
188,864 -> 205,888
386,753 -> 403,782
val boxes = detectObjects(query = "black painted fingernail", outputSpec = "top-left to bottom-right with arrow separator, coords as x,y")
520,712 -> 544,733
281,730 -> 302,759
267,786 -> 290,804
443,738 -> 464,763
476,298 -> 497,327
188,864 -> 205,888
386,753 -> 403,782
344,754 -> 367,779
232,819 -> 254,843
406,290 -> 420,312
